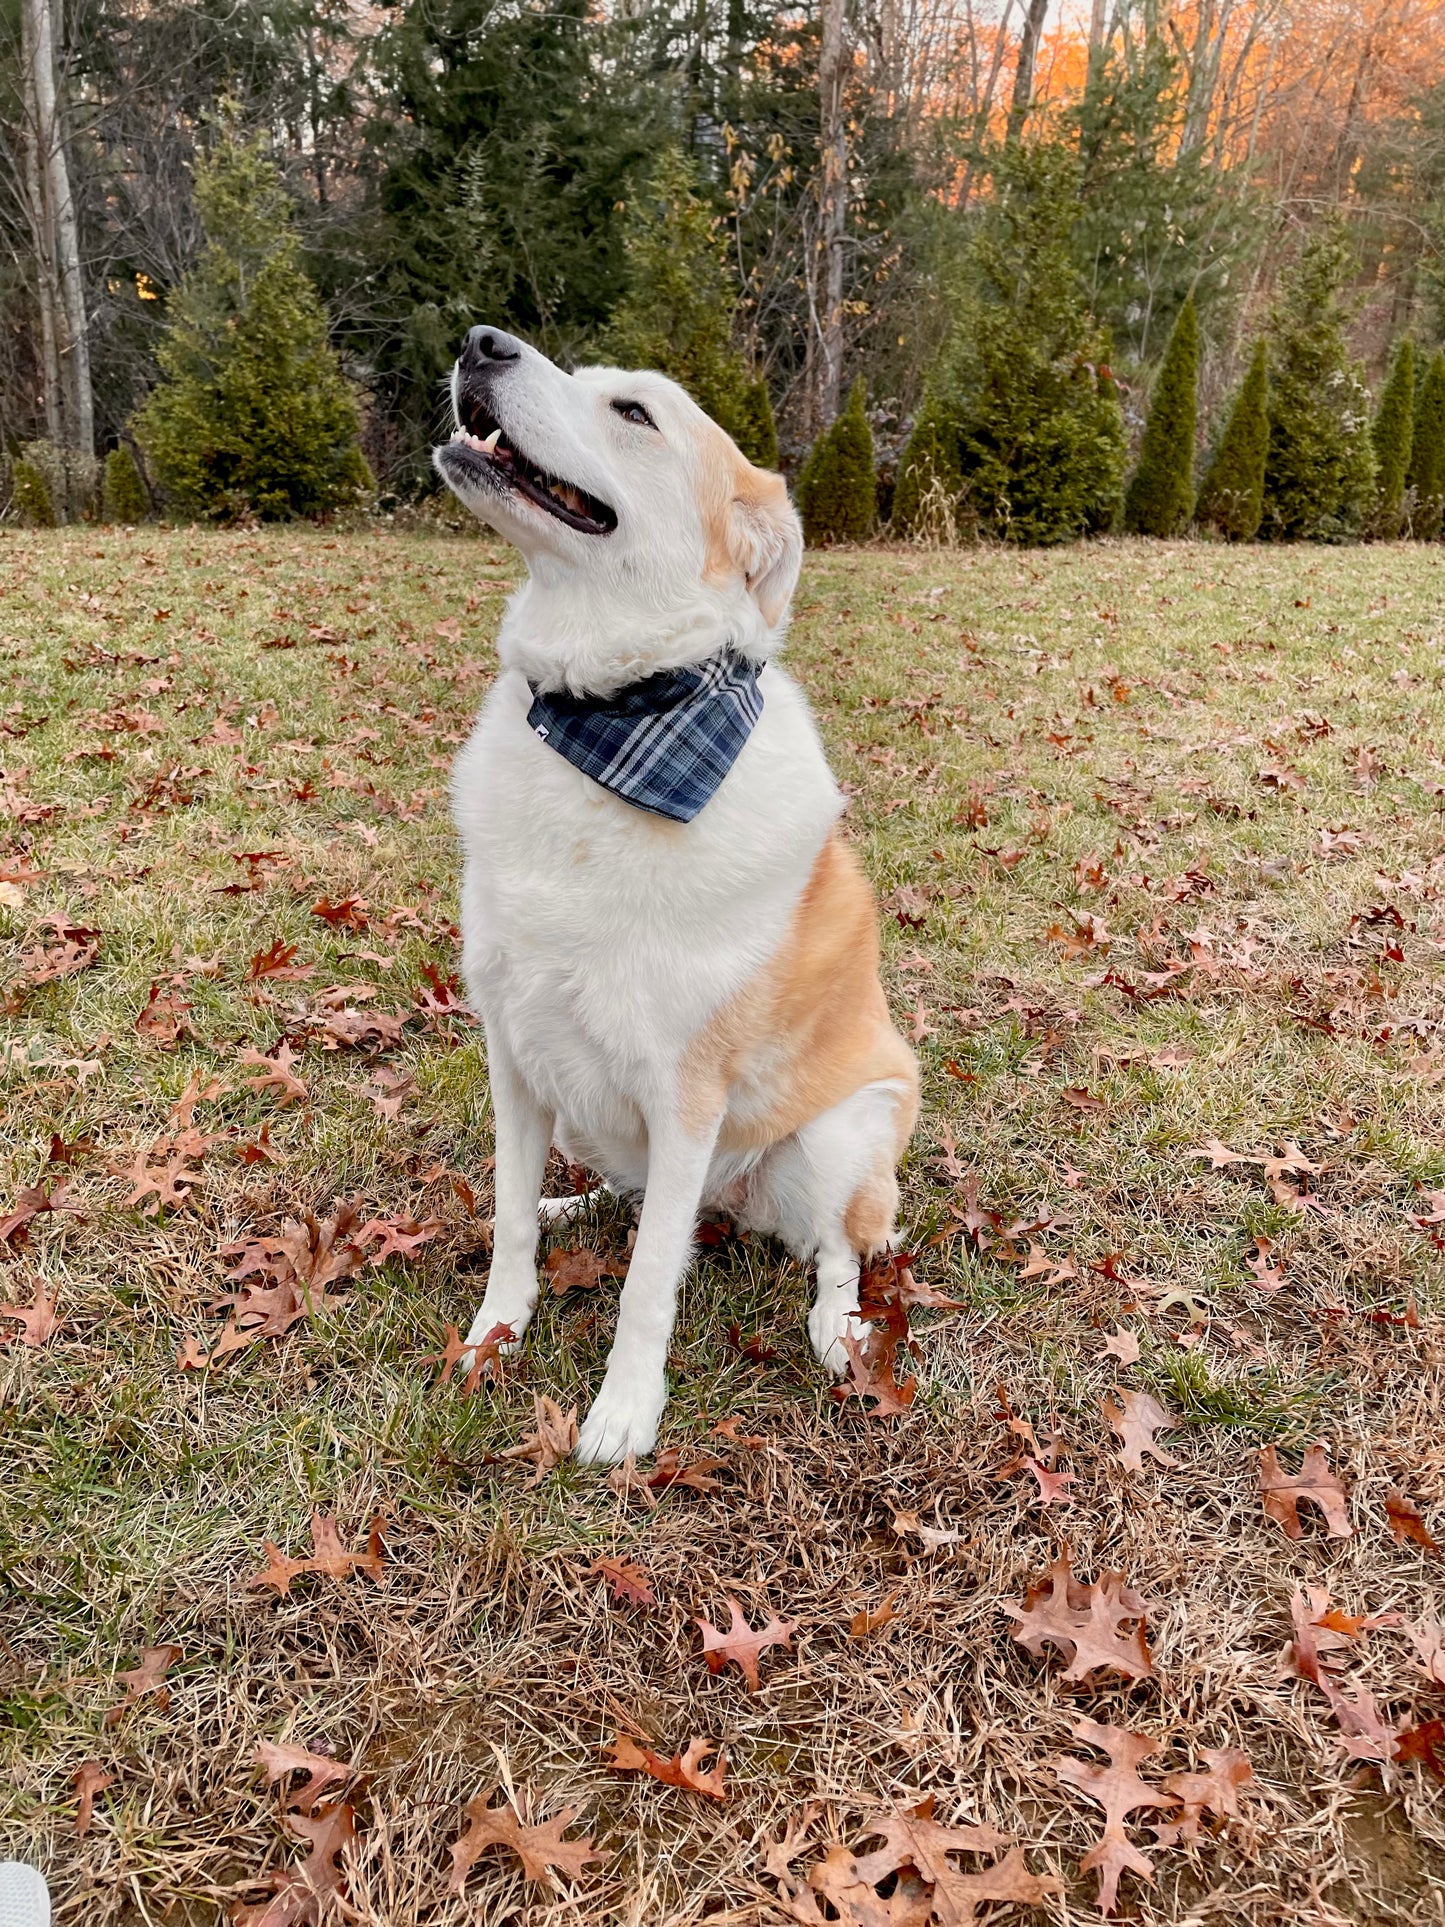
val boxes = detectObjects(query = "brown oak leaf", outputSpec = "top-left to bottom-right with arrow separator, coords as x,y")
0,1278 -> 64,1347
238,1043 -> 309,1106
1054,1718 -> 1175,1915
1384,1490 -> 1437,1550
1007,1546 -> 1153,1684
254,1740 -> 354,1815
235,1799 -> 358,1926
449,1796 -> 602,1892
104,1644 -> 182,1727
499,1395 -> 578,1482
72,1761 -> 114,1835
1101,1389 -> 1178,1473
605,1734 -> 727,1799
244,1513 -> 384,1596
1259,1442 -> 1352,1539
588,1555 -> 655,1607
543,1245 -> 626,1294
696,1596 -> 798,1691
1159,1748 -> 1254,1844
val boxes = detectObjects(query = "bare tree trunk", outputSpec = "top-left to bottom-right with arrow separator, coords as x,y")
815,0 -> 848,427
20,32 -> 63,444
1007,0 -> 1050,141
22,0 -> 92,454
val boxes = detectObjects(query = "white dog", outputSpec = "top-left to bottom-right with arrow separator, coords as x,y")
434,326 -> 918,1464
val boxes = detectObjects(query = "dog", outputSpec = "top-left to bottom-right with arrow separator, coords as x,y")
434,325 -> 918,1464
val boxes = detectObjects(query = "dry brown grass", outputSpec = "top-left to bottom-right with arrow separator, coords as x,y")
2,526 -> 1444,1926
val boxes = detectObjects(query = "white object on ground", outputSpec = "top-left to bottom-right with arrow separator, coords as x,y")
0,1865 -> 50,1927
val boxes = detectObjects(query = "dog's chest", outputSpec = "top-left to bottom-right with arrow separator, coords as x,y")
451,667 -> 840,1082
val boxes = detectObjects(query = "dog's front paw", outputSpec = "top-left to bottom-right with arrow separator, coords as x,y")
808,1301 -> 871,1377
575,1372 -> 667,1466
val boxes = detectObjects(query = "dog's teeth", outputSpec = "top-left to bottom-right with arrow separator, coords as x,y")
480,427 -> 502,453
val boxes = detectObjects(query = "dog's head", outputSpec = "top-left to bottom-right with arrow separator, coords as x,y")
433,327 -> 802,685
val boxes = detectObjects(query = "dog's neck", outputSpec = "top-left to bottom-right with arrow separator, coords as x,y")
495,562 -> 778,698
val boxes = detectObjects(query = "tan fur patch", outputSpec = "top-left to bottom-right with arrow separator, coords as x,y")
695,423 -> 797,624
681,832 -> 920,1161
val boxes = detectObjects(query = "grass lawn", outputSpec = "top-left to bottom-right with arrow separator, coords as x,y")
2,525 -> 1444,1927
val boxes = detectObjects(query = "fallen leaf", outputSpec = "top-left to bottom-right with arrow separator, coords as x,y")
1101,1389 -> 1178,1473
238,1043 -> 309,1106
1062,1086 -> 1108,1115
1259,1441 -> 1353,1540
543,1245 -> 626,1294
605,1733 -> 727,1800
449,1796 -> 602,1892
588,1555 -> 655,1607
1007,1547 -> 1154,1684
1099,1328 -> 1140,1366
72,1760 -> 114,1835
1187,1137 -> 1256,1169
0,1278 -> 64,1347
105,1644 -> 182,1726
849,1592 -> 899,1638
244,1513 -> 385,1596
499,1395 -> 578,1482
1384,1491 -> 1437,1550
1054,1718 -> 1175,1915
1158,1748 -> 1254,1844
254,1740 -> 354,1815
1245,1234 -> 1286,1291
696,1597 -> 797,1691
235,1799 -> 358,1926
1023,1456 -> 1076,1506
646,1447 -> 728,1493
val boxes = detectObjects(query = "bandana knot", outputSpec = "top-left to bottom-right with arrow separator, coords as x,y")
526,649 -> 763,823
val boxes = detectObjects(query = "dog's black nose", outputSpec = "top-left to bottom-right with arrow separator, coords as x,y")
460,326 -> 523,368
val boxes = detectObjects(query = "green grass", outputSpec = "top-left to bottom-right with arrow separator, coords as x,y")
2,527 -> 1444,1925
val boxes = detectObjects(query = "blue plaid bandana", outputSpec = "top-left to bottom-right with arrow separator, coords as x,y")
526,650 -> 763,823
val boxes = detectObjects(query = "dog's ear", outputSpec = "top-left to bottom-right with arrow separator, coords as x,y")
729,467 -> 803,629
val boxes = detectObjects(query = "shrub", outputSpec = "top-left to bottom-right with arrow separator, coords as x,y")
1261,222 -> 1375,540
796,379 -> 876,546
10,459 -> 55,528
932,141 -> 1125,545
734,373 -> 779,470
1124,296 -> 1198,536
1371,336 -> 1415,536
133,130 -> 370,521
14,440 -> 99,524
601,146 -> 767,456
891,396 -> 962,541
102,445 -> 150,524
1407,349 -> 1445,540
1196,338 -> 1268,540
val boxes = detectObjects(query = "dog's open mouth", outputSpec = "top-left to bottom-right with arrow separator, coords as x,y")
446,389 -> 617,536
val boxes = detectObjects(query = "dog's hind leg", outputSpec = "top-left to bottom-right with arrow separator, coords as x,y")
747,1079 -> 910,1373
463,1027 -> 554,1357
538,1190 -> 602,1227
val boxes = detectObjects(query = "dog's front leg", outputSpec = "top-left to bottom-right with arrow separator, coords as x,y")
574,1114 -> 720,1465
465,1025 -> 553,1355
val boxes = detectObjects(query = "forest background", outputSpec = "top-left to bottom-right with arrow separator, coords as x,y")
2,0 -> 1444,527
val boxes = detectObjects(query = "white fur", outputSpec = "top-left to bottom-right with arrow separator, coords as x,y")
437,335 -> 903,1462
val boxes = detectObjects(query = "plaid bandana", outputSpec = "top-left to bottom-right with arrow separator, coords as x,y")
526,650 -> 764,824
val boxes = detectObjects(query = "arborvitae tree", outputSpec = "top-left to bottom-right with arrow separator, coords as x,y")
1196,338 -> 1269,540
932,141 -> 1125,545
1123,295 -> 1198,535
1371,336 -> 1415,535
10,459 -> 55,527
1407,349 -> 1445,540
891,394 -> 963,540
601,146 -> 761,453
133,131 -> 371,521
1261,222 -> 1375,540
102,445 -> 149,523
796,379 -> 876,545
734,373 -> 780,470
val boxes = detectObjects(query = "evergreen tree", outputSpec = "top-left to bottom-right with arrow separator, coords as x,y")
133,131 -> 371,522
1261,223 -> 1375,541
1196,338 -> 1269,540
891,394 -> 963,540
932,141 -> 1125,545
1123,296 -> 1198,535
10,458 -> 54,527
1408,350 -> 1445,539
102,445 -> 149,524
1371,336 -> 1415,536
796,378 -> 876,545
734,373 -> 780,470
600,147 -> 758,452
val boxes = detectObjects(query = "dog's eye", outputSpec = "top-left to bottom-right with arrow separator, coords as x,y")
611,400 -> 656,429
